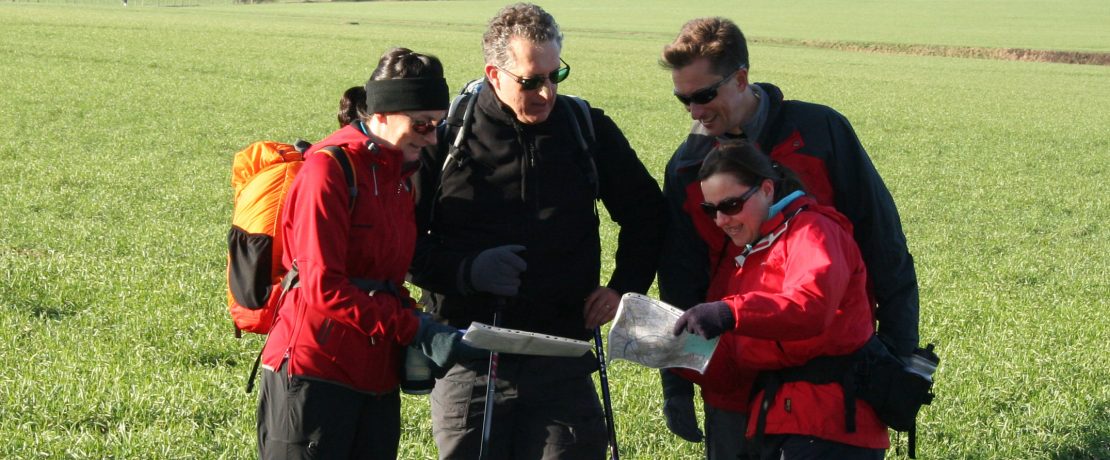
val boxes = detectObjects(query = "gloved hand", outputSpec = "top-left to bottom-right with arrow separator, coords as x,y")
672,301 -> 735,339
412,314 -> 485,368
661,369 -> 703,442
467,244 -> 527,296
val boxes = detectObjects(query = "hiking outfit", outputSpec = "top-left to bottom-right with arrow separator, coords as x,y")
257,123 -> 422,460
675,196 -> 890,457
410,83 -> 666,459
658,82 -> 918,456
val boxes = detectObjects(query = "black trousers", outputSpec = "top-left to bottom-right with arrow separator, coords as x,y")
257,364 -> 401,460
704,404 -> 748,460
430,353 -> 607,460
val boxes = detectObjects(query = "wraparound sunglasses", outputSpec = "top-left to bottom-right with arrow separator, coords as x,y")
674,67 -> 742,106
699,182 -> 761,218
498,57 -> 571,91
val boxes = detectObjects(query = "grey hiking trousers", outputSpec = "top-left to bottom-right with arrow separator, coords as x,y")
430,353 -> 607,460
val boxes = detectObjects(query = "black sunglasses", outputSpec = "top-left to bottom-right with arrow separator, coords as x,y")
498,57 -> 571,91
409,117 -> 443,135
699,183 -> 761,218
674,68 -> 740,106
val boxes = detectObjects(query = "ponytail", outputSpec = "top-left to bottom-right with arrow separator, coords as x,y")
338,86 -> 367,127
769,161 -> 805,201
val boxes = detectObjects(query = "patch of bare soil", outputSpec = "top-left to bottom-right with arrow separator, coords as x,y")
756,38 -> 1110,66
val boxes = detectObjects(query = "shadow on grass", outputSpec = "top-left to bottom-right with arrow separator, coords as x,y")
189,349 -> 241,368
10,299 -> 81,321
1051,401 -> 1110,460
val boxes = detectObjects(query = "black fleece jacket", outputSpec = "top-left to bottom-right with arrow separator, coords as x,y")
411,84 -> 665,341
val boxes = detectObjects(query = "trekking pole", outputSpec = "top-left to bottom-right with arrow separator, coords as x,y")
594,326 -> 620,460
479,298 -> 507,460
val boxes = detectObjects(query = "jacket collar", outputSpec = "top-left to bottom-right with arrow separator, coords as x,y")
477,78 -> 523,127
734,194 -> 814,267
759,193 -> 813,236
674,82 -> 785,174
749,83 -> 784,149
315,124 -> 410,182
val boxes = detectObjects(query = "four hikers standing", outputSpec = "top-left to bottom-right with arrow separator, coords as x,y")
247,4 -> 922,460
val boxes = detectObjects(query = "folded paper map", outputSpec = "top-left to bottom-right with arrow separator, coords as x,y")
607,293 -> 719,373
462,322 -> 593,357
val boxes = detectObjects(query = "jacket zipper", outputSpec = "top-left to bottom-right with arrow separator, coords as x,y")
371,164 -> 380,196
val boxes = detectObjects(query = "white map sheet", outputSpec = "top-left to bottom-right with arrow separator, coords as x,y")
462,322 -> 593,357
607,293 -> 719,373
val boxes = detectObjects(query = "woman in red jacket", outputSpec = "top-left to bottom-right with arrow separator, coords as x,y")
256,48 -> 475,460
673,141 -> 888,459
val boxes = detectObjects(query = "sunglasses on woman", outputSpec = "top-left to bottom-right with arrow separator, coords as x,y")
674,68 -> 741,106
409,117 -> 443,135
498,57 -> 571,91
699,182 -> 761,218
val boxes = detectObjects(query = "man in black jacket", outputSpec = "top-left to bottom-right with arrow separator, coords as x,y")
410,3 -> 665,459
655,17 -> 921,459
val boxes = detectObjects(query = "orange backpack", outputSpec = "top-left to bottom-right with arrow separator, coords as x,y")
227,140 -> 355,336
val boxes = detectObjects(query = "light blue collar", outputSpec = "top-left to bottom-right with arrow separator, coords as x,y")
768,190 -> 805,218
354,119 -> 370,136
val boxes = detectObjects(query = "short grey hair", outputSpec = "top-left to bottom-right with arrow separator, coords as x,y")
482,3 -> 563,69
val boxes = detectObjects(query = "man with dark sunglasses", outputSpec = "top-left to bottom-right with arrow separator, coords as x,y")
409,3 -> 665,459
655,17 -> 921,460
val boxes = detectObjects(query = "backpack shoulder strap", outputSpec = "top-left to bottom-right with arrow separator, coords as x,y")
557,95 -> 599,199
565,95 -> 595,144
557,95 -> 595,152
318,145 -> 358,213
446,80 -> 484,169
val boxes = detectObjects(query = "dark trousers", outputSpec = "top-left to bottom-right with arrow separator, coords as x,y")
704,404 -> 748,460
257,364 -> 401,460
757,435 -> 885,460
430,354 -> 607,460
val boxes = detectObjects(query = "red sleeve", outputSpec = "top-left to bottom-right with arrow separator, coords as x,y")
725,216 -> 850,341
286,154 -> 420,345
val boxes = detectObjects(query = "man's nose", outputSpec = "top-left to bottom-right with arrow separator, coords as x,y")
537,80 -> 556,99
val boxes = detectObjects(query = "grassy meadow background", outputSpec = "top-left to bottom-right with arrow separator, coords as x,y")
1,0 -> 1107,458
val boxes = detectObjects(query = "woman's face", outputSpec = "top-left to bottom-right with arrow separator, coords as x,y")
374,110 -> 446,162
700,172 -> 773,247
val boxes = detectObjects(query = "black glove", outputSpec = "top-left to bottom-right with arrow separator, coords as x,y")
672,301 -> 735,339
411,314 -> 484,368
467,244 -> 527,296
661,369 -> 703,442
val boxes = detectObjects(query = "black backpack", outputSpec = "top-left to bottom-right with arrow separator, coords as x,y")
752,337 -> 939,458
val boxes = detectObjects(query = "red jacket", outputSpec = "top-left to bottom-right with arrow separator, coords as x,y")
260,124 -> 421,393
681,196 -> 888,448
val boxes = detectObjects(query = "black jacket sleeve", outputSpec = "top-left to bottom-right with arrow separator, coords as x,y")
657,138 -> 712,310
591,109 -> 666,296
409,130 -> 474,297
824,112 -> 921,356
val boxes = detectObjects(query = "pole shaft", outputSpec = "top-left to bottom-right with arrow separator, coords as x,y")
595,327 -> 620,460
479,302 -> 506,460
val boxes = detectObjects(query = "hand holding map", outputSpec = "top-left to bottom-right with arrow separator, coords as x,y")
607,293 -> 719,373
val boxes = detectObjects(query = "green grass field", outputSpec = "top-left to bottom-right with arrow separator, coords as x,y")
1,1 -> 1108,458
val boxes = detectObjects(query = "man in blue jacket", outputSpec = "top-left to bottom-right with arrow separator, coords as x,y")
656,17 -> 920,459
